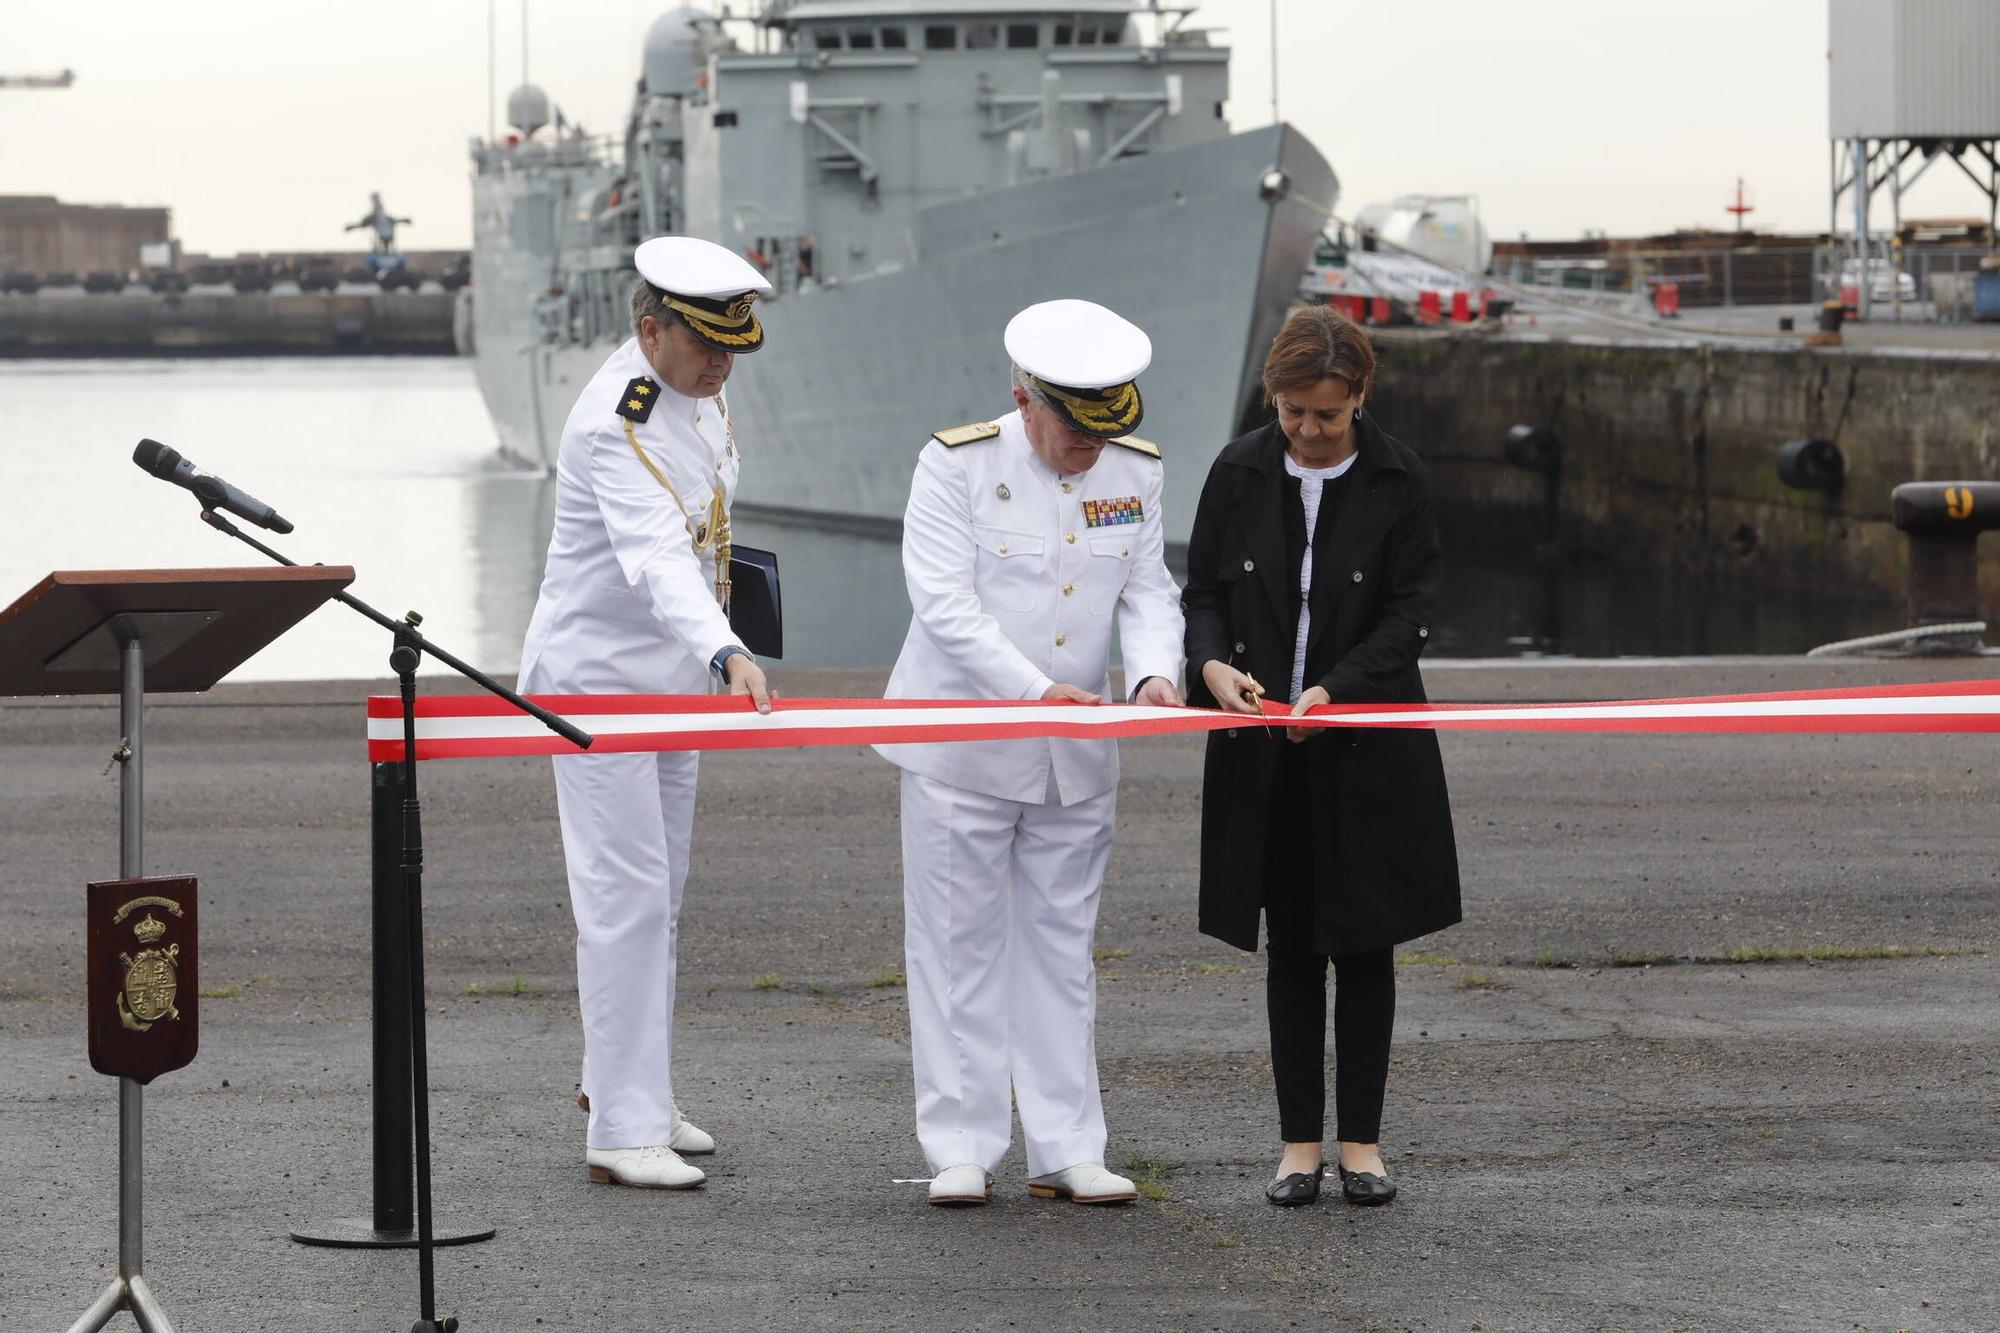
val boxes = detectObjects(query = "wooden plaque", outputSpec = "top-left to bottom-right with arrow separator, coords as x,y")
87,876 -> 199,1083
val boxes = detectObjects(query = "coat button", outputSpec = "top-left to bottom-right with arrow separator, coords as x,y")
1234,641 -> 1246,653
1226,728 -> 1238,739
997,544 -> 1009,555
1066,532 -> 1077,544
1418,626 -> 1430,638
1119,547 -> 1128,557
1061,482 -> 1073,494
1062,583 -> 1075,596
1351,570 -> 1364,583
1242,558 -> 1255,572
1055,633 -> 1068,647
995,483 -> 1011,501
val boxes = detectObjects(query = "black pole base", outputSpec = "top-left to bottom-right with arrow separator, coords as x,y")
289,1216 -> 496,1249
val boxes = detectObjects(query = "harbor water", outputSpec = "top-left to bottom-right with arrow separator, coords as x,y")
0,357 -> 1902,682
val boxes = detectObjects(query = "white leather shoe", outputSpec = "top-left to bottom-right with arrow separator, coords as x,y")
927,1163 -> 993,1206
1026,1163 -> 1137,1204
670,1103 -> 715,1156
585,1145 -> 706,1189
575,1093 -> 715,1157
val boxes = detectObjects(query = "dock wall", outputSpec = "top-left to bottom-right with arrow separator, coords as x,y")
0,292 -> 456,355
1369,334 -> 2000,620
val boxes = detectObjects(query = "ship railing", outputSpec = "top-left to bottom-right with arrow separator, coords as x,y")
1493,242 -> 1994,320
471,130 -> 623,175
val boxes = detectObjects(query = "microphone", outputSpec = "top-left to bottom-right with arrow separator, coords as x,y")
132,438 -> 295,534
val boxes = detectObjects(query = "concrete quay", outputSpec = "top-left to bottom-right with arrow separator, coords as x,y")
3,659 -> 1996,1331
0,290 -> 456,356
1373,331 -> 2000,622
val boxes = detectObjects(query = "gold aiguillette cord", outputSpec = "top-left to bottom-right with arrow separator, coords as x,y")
623,418 -> 733,612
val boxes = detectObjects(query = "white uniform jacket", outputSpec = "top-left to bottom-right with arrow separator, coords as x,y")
519,337 -> 744,695
879,410 -> 1185,805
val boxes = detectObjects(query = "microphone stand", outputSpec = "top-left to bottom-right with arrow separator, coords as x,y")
196,505 -> 592,1333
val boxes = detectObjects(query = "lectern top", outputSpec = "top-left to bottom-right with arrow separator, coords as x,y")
0,566 -> 355,697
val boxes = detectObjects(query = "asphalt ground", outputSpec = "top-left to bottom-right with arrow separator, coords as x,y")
4,659 -> 1996,1332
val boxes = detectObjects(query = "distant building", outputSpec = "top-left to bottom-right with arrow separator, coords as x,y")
0,195 -> 172,275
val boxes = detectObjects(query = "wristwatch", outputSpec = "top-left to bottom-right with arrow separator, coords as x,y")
710,645 -> 752,680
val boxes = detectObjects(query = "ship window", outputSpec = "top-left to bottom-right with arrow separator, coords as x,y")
1077,25 -> 1099,45
814,29 -> 842,50
880,25 -> 908,49
713,110 -> 738,127
847,28 -> 875,49
966,22 -> 999,50
1101,21 -> 1127,44
1006,23 -> 1038,48
923,24 -> 957,49
1053,23 -> 1073,45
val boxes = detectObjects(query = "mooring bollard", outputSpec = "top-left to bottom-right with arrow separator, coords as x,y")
1890,482 -> 2000,645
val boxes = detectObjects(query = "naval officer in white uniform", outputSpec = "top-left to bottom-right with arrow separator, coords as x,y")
880,300 -> 1187,1206
519,236 -> 775,1190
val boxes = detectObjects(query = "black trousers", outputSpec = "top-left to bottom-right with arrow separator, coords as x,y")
1263,744 -> 1396,1143
1267,944 -> 1394,1143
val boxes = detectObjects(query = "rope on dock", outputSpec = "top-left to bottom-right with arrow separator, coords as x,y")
1806,622 -> 1989,657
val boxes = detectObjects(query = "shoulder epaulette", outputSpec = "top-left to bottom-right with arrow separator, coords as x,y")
932,421 -> 1000,448
614,376 -> 661,424
1107,434 -> 1160,459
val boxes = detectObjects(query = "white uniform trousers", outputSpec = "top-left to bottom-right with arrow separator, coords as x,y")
899,770 -> 1117,1177
553,748 -> 699,1150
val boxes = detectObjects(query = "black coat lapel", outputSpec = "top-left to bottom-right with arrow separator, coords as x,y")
1235,427 -> 1291,628
1304,422 -> 1402,668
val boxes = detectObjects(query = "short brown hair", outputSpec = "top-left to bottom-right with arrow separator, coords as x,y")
1261,305 -> 1376,405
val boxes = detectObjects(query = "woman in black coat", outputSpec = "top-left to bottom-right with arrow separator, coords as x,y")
1182,307 -> 1460,1208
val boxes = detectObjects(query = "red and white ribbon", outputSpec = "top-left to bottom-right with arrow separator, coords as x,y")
366,677 -> 2000,763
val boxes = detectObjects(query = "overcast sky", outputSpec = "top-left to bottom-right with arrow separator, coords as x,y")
5,0 -> 1991,256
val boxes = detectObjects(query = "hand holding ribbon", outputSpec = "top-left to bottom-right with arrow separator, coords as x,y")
1288,685 -> 1330,743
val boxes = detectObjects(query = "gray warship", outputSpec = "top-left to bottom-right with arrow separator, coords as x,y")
461,0 -> 1336,542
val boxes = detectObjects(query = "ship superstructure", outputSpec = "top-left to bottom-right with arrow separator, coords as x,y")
463,1 -> 1336,541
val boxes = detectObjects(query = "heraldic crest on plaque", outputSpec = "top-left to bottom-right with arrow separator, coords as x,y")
118,910 -> 182,1031
88,877 -> 200,1083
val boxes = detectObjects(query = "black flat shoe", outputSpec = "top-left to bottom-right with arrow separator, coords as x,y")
1336,1164 -> 1397,1206
1265,1168 -> 1322,1207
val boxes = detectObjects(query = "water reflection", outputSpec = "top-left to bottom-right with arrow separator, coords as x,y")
461,462 -> 558,670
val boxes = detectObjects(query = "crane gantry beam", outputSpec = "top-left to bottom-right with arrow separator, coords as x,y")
0,69 -> 76,89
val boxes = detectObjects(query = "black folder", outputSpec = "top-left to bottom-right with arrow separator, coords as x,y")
728,545 -> 782,658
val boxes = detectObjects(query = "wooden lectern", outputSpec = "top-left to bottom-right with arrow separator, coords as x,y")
0,567 -> 352,1333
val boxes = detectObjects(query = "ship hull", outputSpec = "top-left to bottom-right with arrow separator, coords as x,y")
470,124 -> 1334,543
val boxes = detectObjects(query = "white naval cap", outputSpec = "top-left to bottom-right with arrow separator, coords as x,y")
1004,299 -> 1152,437
635,235 -> 773,298
634,235 -> 774,352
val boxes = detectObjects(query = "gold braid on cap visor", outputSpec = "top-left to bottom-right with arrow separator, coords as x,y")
663,290 -> 764,349
1030,377 -> 1143,437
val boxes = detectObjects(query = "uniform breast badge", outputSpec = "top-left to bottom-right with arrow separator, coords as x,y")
1082,496 -> 1145,528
